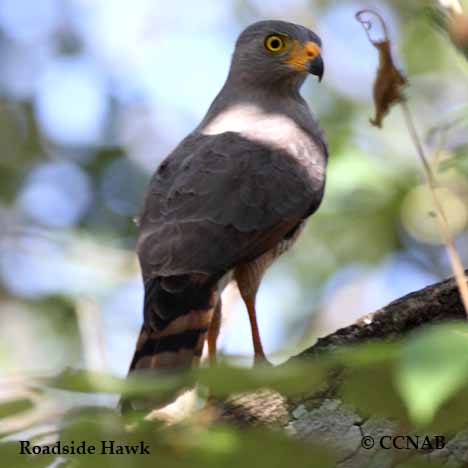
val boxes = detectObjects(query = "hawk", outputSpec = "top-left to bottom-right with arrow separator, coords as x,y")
128,20 -> 327,374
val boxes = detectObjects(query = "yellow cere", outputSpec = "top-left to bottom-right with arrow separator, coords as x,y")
284,40 -> 321,71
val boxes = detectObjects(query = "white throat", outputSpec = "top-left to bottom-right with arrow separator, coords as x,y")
200,102 -> 304,151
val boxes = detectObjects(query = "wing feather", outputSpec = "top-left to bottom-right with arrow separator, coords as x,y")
138,131 -> 326,278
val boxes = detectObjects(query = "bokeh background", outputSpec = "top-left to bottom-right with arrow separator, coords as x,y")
1,0 -> 468,378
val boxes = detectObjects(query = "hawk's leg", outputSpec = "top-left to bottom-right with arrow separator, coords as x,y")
207,299 -> 222,366
235,262 -> 272,366
243,294 -> 269,365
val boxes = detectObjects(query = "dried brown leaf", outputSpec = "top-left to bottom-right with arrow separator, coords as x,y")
355,10 -> 407,128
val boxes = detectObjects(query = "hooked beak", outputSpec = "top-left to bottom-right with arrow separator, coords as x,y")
308,54 -> 324,82
284,40 -> 323,82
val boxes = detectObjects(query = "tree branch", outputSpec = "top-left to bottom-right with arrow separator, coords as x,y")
215,273 -> 468,467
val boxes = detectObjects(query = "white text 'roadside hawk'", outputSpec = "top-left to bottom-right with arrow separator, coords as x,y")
128,20 -> 328,378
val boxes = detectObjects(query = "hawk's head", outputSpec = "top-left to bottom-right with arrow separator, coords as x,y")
231,20 -> 324,86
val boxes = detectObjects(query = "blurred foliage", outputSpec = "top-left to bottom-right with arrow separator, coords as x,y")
3,322 -> 468,466
1,0 -> 468,464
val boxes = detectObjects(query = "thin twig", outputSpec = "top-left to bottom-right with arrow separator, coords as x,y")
401,101 -> 468,316
355,9 -> 390,44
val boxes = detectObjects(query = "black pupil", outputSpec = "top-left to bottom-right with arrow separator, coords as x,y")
270,38 -> 281,49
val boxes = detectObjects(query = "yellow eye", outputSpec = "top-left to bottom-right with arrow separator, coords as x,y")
264,35 -> 286,53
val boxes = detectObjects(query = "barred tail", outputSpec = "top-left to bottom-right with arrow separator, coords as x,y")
128,308 -> 214,372
121,279 -> 217,412
128,275 -> 218,373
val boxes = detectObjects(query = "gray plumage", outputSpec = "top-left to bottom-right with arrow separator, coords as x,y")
128,19 -> 328,377
138,130 -> 325,278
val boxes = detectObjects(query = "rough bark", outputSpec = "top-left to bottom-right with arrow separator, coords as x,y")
216,273 -> 468,468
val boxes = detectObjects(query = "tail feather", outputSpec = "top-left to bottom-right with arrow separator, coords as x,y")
128,275 -> 219,373
129,308 -> 213,371
121,283 -> 216,412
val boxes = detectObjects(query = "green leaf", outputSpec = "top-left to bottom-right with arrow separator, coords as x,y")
395,322 -> 468,425
45,362 -> 325,410
196,360 -> 326,397
0,398 -> 33,419
0,442 -> 54,468
426,382 -> 468,433
44,367 -> 189,398
340,363 -> 408,422
331,341 -> 400,367
325,341 -> 408,421
180,425 -> 336,468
